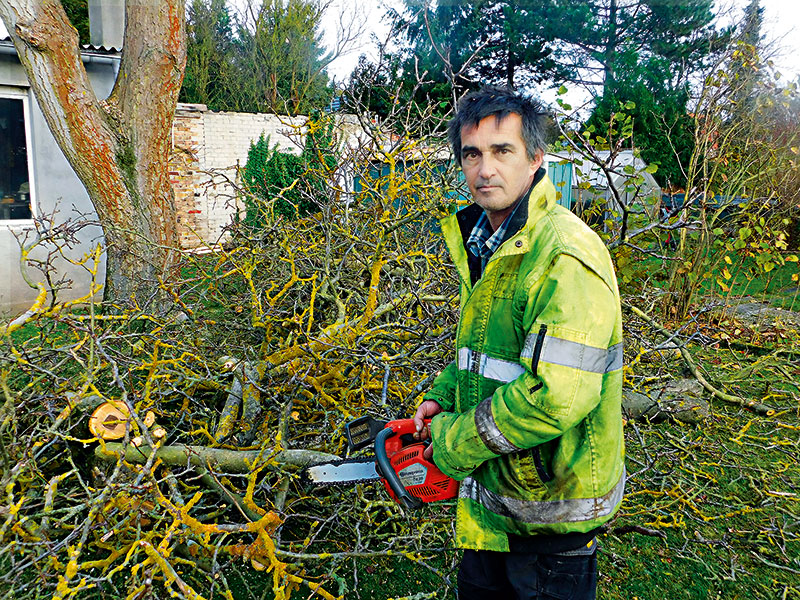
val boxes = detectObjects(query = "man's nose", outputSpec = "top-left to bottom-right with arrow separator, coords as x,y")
478,156 -> 497,179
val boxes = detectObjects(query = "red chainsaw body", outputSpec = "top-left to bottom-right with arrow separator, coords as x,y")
381,419 -> 458,504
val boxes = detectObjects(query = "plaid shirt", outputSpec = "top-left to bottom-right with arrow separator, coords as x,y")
466,201 -> 523,274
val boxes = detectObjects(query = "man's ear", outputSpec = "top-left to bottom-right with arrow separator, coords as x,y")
530,149 -> 544,172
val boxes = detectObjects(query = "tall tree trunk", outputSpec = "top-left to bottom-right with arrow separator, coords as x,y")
0,0 -> 186,308
603,0 -> 617,94
506,55 -> 516,88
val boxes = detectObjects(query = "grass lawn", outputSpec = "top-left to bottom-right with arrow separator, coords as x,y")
620,249 -> 800,313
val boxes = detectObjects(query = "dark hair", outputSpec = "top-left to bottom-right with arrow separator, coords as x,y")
448,85 -> 548,166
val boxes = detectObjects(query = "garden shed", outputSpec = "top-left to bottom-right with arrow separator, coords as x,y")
544,150 -> 662,220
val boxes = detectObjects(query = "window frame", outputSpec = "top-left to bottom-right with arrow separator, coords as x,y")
0,85 -> 36,227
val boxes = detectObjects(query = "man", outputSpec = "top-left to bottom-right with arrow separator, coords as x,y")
413,86 -> 625,600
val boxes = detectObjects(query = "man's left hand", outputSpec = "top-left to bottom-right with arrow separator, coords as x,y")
413,400 -> 442,461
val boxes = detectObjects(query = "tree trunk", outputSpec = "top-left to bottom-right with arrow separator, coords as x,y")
603,0 -> 617,94
0,0 -> 186,308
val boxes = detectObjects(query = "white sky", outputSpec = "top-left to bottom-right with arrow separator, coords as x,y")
321,0 -> 800,85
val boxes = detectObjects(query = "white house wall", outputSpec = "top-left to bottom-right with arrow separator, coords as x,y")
1,51 -> 116,317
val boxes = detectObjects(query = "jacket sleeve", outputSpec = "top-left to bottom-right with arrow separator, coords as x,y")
422,359 -> 458,412
430,254 -> 620,480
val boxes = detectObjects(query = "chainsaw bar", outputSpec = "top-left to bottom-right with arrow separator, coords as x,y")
303,458 -> 381,487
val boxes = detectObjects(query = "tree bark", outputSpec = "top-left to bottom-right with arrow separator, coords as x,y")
0,0 -> 186,307
603,0 -> 618,93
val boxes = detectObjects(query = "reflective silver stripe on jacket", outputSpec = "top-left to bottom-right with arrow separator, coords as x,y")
458,348 -> 525,383
521,335 -> 623,374
459,467 -> 626,524
475,397 -> 520,455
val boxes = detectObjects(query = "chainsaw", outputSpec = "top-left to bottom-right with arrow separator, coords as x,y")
302,416 -> 458,509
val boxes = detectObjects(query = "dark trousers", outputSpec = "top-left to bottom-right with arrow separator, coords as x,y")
457,547 -> 597,600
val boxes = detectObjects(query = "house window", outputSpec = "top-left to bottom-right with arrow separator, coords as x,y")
0,93 -> 33,221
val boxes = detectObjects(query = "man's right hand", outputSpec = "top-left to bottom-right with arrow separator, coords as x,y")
413,400 -> 443,442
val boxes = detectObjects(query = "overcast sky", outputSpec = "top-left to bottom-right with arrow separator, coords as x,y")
321,0 -> 800,85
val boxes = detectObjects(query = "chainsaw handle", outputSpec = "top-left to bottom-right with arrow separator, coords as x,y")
386,418 -> 421,436
375,427 -> 423,510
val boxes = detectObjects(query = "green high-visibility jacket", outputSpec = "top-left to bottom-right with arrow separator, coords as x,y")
426,172 -> 625,551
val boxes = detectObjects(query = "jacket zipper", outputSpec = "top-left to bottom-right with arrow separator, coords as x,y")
532,446 -> 554,483
531,324 -> 548,378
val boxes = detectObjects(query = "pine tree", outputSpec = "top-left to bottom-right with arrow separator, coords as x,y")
180,0 -> 333,115
181,0 -> 236,111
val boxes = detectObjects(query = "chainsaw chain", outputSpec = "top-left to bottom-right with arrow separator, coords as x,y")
302,457 -> 379,488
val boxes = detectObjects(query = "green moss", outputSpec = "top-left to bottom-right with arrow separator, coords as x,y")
116,141 -> 143,211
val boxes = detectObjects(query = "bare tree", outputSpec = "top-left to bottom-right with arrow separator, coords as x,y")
0,0 -> 186,307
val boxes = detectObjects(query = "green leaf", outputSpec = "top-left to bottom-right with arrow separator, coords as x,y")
644,163 -> 658,174
557,85 -> 568,96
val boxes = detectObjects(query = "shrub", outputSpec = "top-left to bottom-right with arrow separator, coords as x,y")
241,114 -> 337,224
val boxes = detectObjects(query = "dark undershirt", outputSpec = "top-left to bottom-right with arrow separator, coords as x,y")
507,528 -> 600,555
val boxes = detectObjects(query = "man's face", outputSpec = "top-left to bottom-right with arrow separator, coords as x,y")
460,113 -> 542,220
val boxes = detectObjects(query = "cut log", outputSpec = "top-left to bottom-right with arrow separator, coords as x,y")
95,442 -> 338,473
88,402 -> 131,440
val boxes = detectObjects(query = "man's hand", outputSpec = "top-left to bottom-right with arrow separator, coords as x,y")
414,400 -> 443,461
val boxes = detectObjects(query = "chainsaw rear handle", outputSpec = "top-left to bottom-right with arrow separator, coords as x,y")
374,419 -> 428,510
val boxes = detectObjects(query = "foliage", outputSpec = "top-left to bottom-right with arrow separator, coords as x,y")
573,0 -> 730,188
660,40 -> 800,319
344,54 -> 401,120
556,0 -> 726,95
727,0 -> 765,119
347,0 -> 569,126
62,0 -> 89,45
586,80 -> 695,188
180,0 -> 237,111
181,0 -> 334,115
397,0 -> 567,89
241,113 -> 337,223
346,0 -> 727,189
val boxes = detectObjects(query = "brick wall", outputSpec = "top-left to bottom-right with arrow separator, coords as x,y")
169,104 -> 306,249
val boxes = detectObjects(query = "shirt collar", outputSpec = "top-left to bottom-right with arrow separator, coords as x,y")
466,198 -> 524,266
